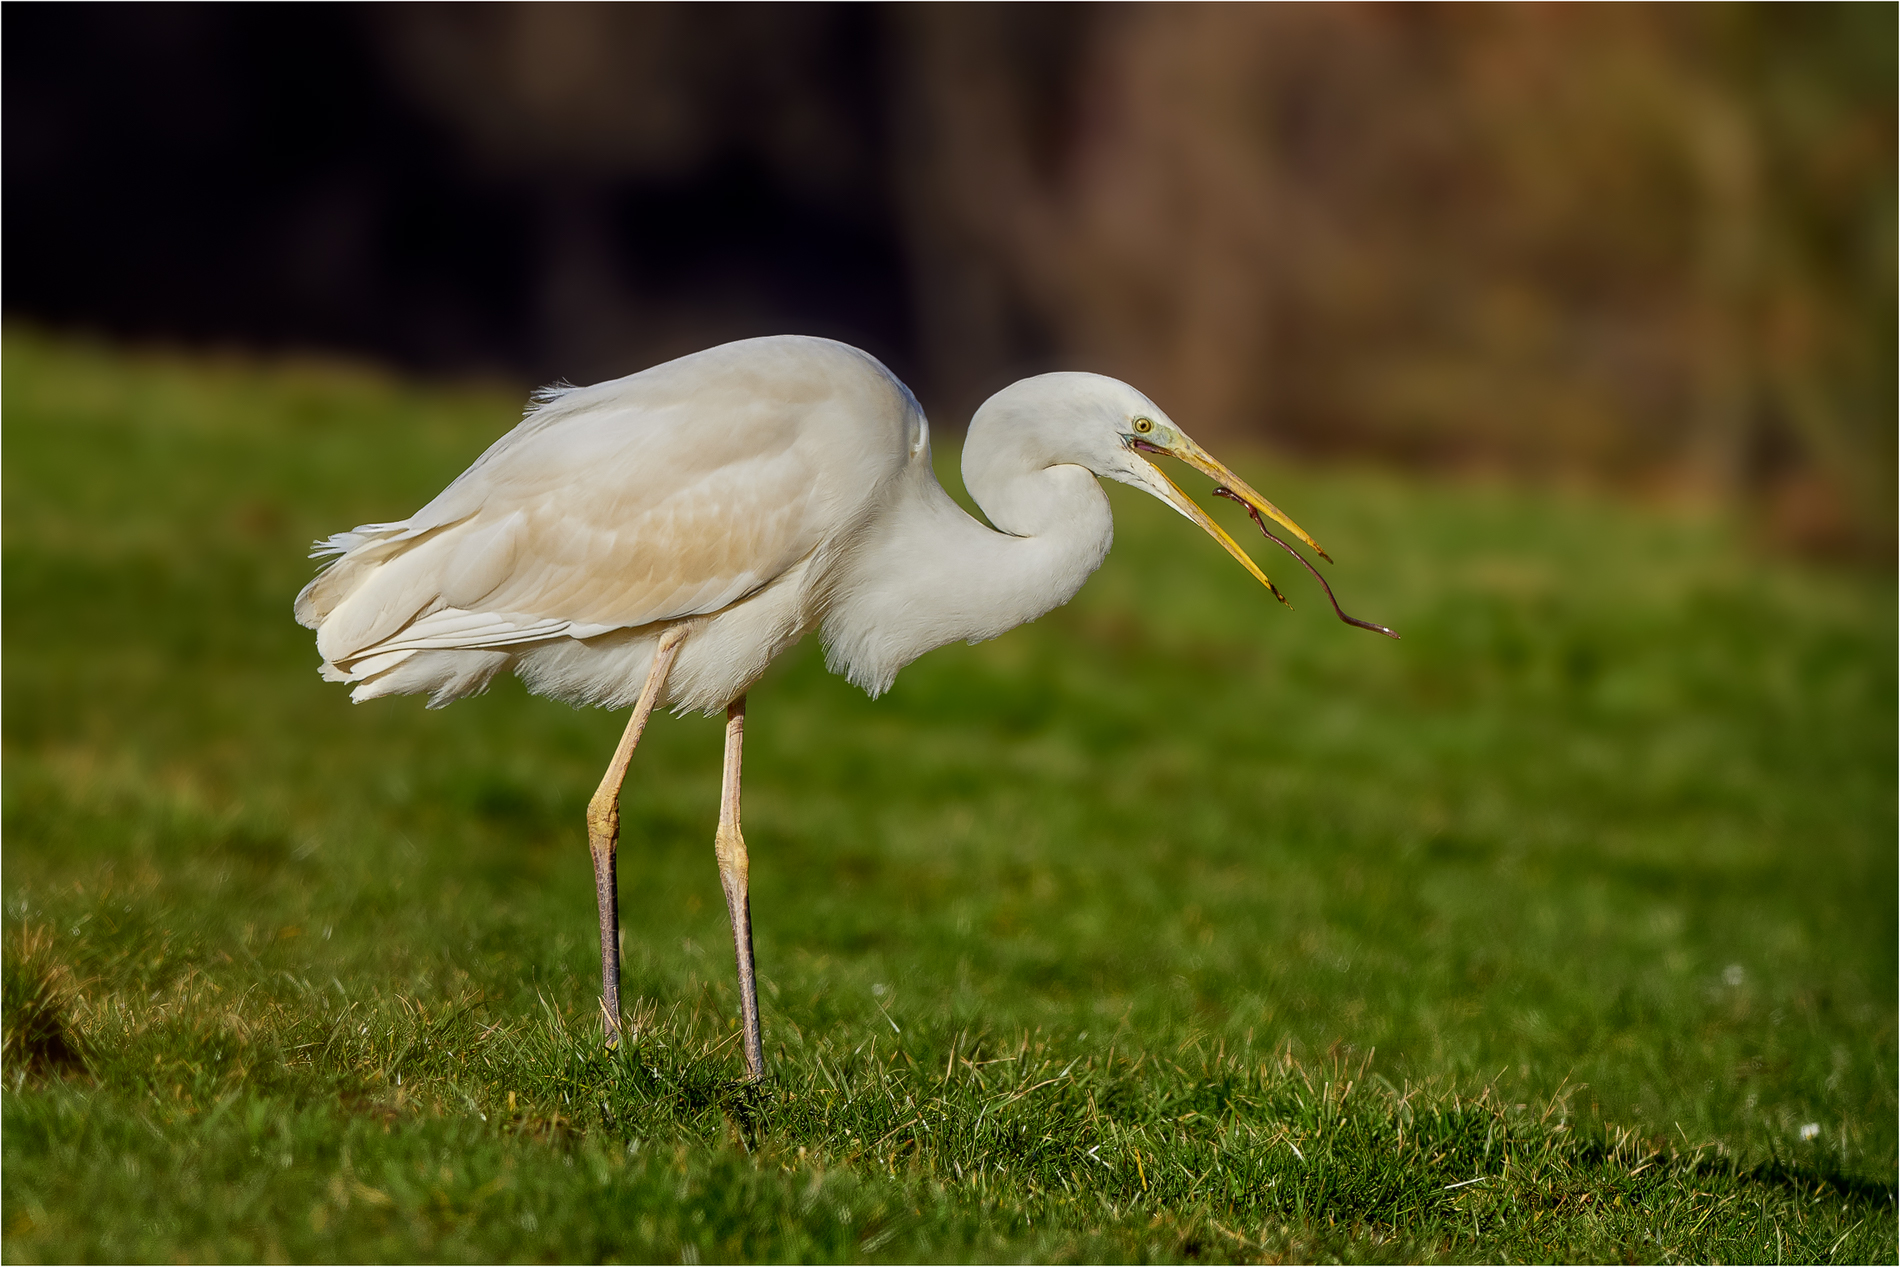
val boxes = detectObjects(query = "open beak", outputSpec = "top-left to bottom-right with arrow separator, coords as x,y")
1128,433 -> 1399,638
1127,434 -> 1327,608
1159,434 -> 1332,563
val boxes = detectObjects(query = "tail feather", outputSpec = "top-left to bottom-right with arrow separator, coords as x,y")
309,522 -> 408,560
295,515 -> 473,639
295,522 -> 413,629
329,647 -> 511,708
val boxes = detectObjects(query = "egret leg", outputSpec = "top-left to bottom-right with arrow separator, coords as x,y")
585,630 -> 685,1046
716,695 -> 765,1080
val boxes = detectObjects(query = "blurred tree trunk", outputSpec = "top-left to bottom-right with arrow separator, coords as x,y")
1684,83 -> 1760,504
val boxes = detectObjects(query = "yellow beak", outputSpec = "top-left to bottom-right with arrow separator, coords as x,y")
1164,434 -> 1331,562
1128,434 -> 1327,609
1129,432 -> 1399,638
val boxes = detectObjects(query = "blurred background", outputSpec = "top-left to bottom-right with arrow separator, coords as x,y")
6,2 -> 1893,556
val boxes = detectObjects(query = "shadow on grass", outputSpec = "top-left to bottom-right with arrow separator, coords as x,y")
1691,1155 -> 1897,1207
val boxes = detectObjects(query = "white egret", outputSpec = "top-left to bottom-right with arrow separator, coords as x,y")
296,335 -> 1392,1079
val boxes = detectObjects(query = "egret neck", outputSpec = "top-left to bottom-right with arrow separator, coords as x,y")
821,447 -> 1113,698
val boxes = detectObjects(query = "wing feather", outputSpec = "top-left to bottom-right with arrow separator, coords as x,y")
302,336 -> 919,678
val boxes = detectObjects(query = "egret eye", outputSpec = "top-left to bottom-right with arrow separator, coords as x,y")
1133,417 -> 1154,434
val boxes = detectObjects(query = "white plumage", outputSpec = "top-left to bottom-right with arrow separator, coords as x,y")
299,337 -> 915,712
297,334 -> 1358,1078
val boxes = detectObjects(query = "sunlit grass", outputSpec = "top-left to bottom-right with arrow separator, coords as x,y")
3,328 -> 1893,1262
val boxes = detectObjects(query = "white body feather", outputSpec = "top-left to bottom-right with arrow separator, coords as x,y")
297,335 -> 1135,713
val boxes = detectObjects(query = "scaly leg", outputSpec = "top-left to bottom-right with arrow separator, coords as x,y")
716,695 -> 764,1080
585,629 -> 685,1046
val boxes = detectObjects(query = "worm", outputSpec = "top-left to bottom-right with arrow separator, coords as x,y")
1214,487 -> 1399,639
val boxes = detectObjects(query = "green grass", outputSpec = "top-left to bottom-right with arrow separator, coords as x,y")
3,327 -> 1893,1263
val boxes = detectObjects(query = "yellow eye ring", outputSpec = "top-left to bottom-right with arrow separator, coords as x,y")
1133,417 -> 1154,434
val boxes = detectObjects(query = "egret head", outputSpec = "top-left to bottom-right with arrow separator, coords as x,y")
967,371 -> 1397,634
970,372 -> 1331,610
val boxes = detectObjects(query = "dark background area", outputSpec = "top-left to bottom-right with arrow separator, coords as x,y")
5,5 -> 919,382
5,3 -> 1893,553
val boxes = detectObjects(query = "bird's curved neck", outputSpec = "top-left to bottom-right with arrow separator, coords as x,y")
820,439 -> 1113,697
